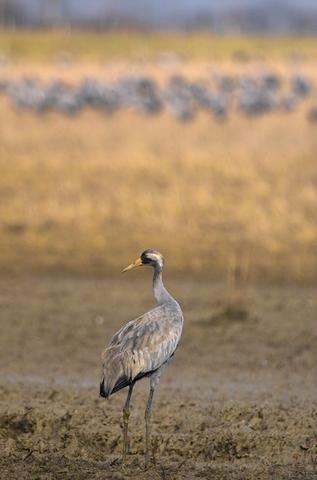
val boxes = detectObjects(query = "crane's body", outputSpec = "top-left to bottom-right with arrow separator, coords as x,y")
100,249 -> 183,466
100,303 -> 182,397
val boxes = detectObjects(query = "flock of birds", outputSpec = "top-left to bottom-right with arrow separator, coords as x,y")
2,71 -> 317,121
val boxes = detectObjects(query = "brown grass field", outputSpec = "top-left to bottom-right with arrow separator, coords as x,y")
0,32 -> 317,281
0,80 -> 317,281
0,32 -> 317,479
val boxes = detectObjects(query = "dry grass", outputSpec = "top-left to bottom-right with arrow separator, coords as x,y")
0,32 -> 316,280
0,77 -> 316,281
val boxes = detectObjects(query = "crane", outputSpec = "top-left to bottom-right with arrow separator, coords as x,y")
100,249 -> 184,467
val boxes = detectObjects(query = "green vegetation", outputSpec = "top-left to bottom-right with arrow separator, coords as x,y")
0,30 -> 317,61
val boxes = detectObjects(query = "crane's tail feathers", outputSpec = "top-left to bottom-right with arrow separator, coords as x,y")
100,369 -> 116,398
100,351 -> 130,398
99,379 -> 109,398
100,373 -> 131,398
100,347 -> 149,398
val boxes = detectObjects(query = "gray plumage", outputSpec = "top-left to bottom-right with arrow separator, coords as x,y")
99,249 -> 183,466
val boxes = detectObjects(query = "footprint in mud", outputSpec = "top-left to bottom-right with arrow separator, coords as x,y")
0,412 -> 35,437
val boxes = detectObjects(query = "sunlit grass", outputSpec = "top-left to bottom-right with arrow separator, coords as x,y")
0,31 -> 316,280
0,97 -> 316,281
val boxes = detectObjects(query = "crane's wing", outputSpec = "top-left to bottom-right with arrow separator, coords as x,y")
100,305 -> 183,398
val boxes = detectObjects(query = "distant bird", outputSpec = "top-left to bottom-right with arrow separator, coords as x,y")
100,249 -> 184,466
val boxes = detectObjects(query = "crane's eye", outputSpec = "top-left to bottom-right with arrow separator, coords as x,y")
141,255 -> 151,264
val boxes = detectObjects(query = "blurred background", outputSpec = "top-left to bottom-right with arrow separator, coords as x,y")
0,0 -> 316,282
2,0 -> 317,32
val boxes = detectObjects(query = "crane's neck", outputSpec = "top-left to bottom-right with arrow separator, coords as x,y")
153,264 -> 175,305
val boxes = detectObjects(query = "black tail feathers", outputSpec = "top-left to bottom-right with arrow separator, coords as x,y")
99,379 -> 108,398
99,374 -> 132,398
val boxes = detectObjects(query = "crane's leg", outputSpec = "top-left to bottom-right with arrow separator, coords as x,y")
145,369 -> 161,468
122,383 -> 135,463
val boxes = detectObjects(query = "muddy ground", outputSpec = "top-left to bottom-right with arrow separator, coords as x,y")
0,275 -> 316,479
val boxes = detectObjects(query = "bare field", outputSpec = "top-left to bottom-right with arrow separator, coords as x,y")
0,276 -> 316,479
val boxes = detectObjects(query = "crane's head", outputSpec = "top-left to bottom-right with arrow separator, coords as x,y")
122,249 -> 164,273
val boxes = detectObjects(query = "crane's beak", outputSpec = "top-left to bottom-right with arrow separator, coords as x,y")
122,257 -> 143,273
